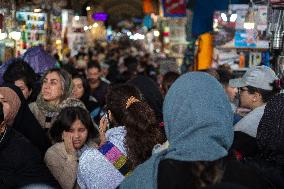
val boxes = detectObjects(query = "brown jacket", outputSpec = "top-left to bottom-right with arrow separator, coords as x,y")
44,142 -> 80,189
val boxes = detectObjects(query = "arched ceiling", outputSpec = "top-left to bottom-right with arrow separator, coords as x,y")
15,0 -> 159,27
93,0 -> 144,27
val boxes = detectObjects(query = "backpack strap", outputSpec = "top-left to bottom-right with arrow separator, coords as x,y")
98,141 -> 131,176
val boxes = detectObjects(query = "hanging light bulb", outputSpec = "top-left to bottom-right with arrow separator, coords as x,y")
221,13 -> 228,22
230,13 -> 238,22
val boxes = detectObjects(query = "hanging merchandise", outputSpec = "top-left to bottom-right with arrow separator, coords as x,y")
268,0 -> 284,78
162,0 -> 187,17
275,55 -> 284,78
269,9 -> 284,50
51,10 -> 63,56
196,32 -> 213,70
143,0 -> 155,14
16,11 -> 47,55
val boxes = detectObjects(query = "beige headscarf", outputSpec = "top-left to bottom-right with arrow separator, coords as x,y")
0,87 -> 21,125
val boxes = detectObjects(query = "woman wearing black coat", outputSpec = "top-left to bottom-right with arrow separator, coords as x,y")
0,101 -> 60,188
0,84 -> 51,156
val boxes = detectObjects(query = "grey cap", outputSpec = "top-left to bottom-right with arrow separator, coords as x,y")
229,66 -> 278,90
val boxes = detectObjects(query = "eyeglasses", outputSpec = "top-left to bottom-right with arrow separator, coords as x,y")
238,87 -> 249,93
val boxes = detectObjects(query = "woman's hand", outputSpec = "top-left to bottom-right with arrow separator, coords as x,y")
99,114 -> 109,133
63,131 -> 76,156
99,115 -> 108,146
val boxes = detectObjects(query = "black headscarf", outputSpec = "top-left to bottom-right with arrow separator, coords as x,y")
128,75 -> 164,123
257,94 -> 284,166
1,83 -> 51,156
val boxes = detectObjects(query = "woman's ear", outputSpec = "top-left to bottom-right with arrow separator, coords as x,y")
254,92 -> 262,102
108,110 -> 112,121
28,89 -> 32,97
0,121 -> 6,133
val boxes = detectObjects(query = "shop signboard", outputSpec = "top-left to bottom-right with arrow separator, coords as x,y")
92,13 -> 108,21
162,0 -> 187,17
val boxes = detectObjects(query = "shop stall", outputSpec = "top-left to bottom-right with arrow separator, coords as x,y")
212,2 -> 271,71
16,11 -> 47,55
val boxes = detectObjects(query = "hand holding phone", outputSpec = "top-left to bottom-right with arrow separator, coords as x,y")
99,114 -> 109,133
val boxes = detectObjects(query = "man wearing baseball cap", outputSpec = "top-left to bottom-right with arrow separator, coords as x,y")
229,66 -> 279,138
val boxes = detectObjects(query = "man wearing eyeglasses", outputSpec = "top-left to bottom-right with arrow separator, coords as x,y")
229,66 -> 279,138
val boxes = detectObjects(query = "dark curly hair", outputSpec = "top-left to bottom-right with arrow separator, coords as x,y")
161,71 -> 180,96
3,58 -> 37,90
106,84 -> 164,169
49,106 -> 99,144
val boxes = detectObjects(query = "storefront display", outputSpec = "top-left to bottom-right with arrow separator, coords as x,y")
212,4 -> 270,70
51,12 -> 63,56
16,11 -> 47,55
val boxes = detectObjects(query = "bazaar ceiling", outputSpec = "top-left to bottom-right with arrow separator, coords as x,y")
14,0 -> 159,27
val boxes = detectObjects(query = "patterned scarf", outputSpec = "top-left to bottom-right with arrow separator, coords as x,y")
35,77 -> 73,118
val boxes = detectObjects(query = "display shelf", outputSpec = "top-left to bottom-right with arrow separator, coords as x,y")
232,67 -> 250,71
217,46 -> 269,51
24,29 -> 46,33
25,20 -> 45,23
16,11 -> 47,55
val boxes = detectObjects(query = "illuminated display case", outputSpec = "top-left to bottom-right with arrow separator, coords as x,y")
16,11 -> 47,55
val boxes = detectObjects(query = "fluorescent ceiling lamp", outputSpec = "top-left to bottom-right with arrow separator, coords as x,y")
244,22 -> 255,29
9,31 -> 21,40
221,13 -> 227,22
93,23 -> 99,27
153,30 -> 160,37
34,8 -> 42,13
0,32 -> 7,40
230,14 -> 238,22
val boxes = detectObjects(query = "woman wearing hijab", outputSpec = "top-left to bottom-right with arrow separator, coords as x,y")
0,99 -> 60,188
29,68 -> 77,131
119,72 -> 274,189
0,84 -> 50,156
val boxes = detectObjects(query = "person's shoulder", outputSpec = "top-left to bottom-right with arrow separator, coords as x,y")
79,148 -> 101,162
45,142 -> 65,156
100,80 -> 109,87
222,159 -> 277,189
28,102 -> 39,112
28,101 -> 36,108
78,148 -> 110,173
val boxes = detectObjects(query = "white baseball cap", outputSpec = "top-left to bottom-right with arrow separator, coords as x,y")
229,66 -> 278,91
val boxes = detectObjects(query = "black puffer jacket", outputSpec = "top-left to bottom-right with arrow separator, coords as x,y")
0,127 -> 60,189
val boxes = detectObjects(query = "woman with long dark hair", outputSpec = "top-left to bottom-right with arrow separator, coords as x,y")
71,74 -> 101,123
77,84 -> 164,189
